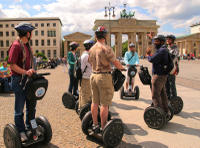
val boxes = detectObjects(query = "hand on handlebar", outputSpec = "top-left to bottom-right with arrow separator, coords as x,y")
26,69 -> 36,77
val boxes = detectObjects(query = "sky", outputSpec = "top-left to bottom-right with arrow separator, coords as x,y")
0,0 -> 199,39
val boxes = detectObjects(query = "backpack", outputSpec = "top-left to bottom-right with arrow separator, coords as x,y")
163,52 -> 174,75
75,58 -> 87,81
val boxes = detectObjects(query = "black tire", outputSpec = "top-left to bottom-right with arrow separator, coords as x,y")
75,100 -> 79,114
36,116 -> 52,144
79,103 -> 91,120
3,124 -> 21,148
120,86 -> 124,99
62,92 -> 75,109
167,103 -> 174,121
103,119 -> 124,148
81,111 -> 93,136
144,107 -> 166,129
134,86 -> 140,100
170,96 -> 183,114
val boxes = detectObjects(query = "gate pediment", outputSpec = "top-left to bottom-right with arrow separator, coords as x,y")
118,19 -> 136,25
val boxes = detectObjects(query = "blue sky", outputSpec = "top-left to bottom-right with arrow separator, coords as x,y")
0,0 -> 199,38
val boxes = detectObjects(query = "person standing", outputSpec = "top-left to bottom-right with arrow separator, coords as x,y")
89,26 -> 124,132
8,23 -> 36,141
146,35 -> 170,116
67,42 -> 79,96
78,40 -> 94,109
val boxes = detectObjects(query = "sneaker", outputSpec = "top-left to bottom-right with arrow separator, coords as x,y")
92,124 -> 100,134
20,132 -> 28,142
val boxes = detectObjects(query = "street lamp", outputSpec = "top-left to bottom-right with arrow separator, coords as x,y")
104,2 -> 115,46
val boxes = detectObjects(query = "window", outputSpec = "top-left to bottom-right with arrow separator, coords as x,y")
47,23 -> 50,27
30,40 -> 33,46
41,40 -> 44,46
6,24 -> 9,28
0,32 -> 3,36
12,31 -> 15,36
6,40 -> 9,47
53,50 -> 57,57
35,23 -> 38,27
47,30 -> 56,37
42,50 -> 45,55
36,50 -> 39,53
53,23 -> 56,27
11,24 -> 14,27
35,30 -> 38,36
1,51 -> 4,58
0,24 -> 3,28
47,50 -> 51,57
0,40 -> 3,47
41,30 -> 44,36
35,40 -> 39,46
47,39 -> 50,46
53,39 -> 56,46
6,32 -> 9,37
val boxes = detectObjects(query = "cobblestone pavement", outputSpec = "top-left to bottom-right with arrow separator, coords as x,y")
0,60 -> 200,148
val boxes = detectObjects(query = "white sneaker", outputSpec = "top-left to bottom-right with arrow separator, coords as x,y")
20,132 -> 28,142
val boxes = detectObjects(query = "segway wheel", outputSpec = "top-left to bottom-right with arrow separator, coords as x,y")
79,103 -> 91,120
3,124 -> 21,148
81,111 -> 93,136
103,119 -> 124,148
167,103 -> 174,121
62,92 -> 75,109
120,86 -> 125,99
170,96 -> 183,114
144,107 -> 166,129
134,86 -> 140,100
36,116 -> 52,144
75,100 -> 79,114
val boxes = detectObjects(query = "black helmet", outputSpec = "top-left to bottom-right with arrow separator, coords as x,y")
129,43 -> 135,47
95,26 -> 107,39
153,35 -> 166,43
69,42 -> 79,50
166,35 -> 176,42
83,39 -> 95,50
15,22 -> 36,35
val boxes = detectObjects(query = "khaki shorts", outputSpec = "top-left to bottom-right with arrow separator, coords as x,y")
79,78 -> 92,109
90,73 -> 114,106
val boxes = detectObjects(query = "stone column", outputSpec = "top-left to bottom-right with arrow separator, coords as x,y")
115,32 -> 122,57
137,33 -> 142,56
142,32 -> 147,57
196,41 -> 200,57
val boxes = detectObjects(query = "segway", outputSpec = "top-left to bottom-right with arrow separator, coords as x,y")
82,111 -> 124,147
120,65 -> 139,100
3,73 -> 52,148
139,66 -> 174,129
62,92 -> 91,120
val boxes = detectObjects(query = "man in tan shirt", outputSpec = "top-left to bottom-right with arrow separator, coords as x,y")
88,26 -> 124,132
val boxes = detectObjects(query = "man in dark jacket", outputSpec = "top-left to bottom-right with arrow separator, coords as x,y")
146,35 -> 170,115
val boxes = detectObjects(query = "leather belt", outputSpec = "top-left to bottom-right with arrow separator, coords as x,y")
93,71 -> 111,74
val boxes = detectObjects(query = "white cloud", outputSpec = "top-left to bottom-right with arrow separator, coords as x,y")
33,5 -> 41,11
14,0 -> 23,2
2,5 -> 30,18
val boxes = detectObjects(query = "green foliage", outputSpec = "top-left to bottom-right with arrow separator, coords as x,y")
122,41 -> 128,57
36,52 -> 47,60
4,56 -> 8,62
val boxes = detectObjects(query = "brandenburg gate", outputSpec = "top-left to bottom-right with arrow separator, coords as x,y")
94,18 -> 159,57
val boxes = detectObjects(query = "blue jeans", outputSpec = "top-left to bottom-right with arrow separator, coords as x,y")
3,77 -> 11,92
68,70 -> 78,95
11,75 -> 37,133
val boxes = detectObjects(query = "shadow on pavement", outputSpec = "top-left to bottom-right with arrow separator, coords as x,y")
124,123 -> 148,136
0,92 -> 14,97
29,143 -> 59,148
163,122 -> 200,138
139,98 -> 152,105
112,102 -> 143,111
177,111 -> 200,121
137,141 -> 168,148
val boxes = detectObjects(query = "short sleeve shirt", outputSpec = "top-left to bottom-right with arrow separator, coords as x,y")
88,42 -> 116,73
8,40 -> 31,75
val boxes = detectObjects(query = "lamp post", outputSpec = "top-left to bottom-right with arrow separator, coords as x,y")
104,2 -> 115,46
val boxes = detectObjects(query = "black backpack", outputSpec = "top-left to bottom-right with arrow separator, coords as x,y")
75,58 -> 87,81
163,52 -> 174,75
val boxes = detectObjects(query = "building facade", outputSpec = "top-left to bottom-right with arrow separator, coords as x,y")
190,23 -> 200,34
64,32 -> 92,57
0,17 -> 62,60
